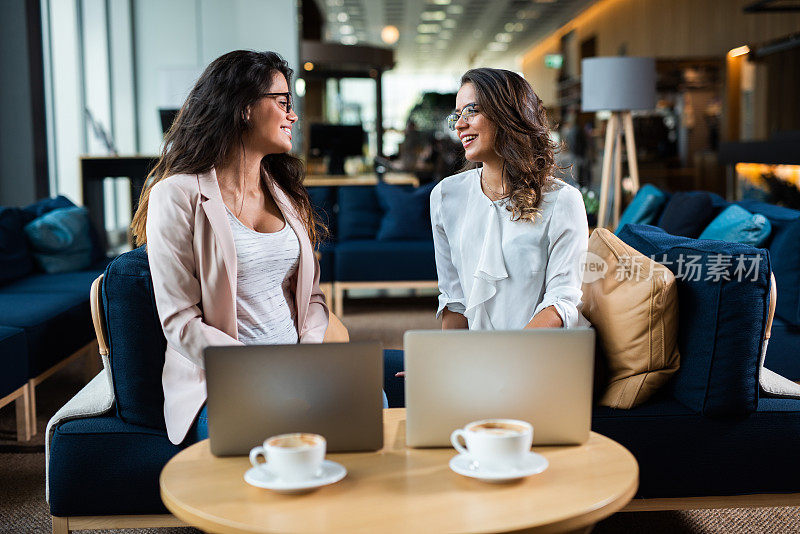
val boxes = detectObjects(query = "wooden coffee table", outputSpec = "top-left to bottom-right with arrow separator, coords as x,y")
160,408 -> 638,533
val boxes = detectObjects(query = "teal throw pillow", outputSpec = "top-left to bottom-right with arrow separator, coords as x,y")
699,204 -> 772,247
24,206 -> 93,273
616,184 -> 666,234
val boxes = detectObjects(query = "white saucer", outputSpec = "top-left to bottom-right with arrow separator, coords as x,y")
244,460 -> 347,494
449,452 -> 549,483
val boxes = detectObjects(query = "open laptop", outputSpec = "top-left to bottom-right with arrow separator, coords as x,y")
204,342 -> 384,456
404,329 -> 595,447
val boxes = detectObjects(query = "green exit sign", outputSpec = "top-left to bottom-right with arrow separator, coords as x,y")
545,54 -> 563,69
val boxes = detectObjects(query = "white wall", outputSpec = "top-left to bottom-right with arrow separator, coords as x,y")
134,0 -> 299,154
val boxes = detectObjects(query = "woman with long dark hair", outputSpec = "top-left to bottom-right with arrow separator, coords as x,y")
433,68 -> 588,330
130,50 -> 329,445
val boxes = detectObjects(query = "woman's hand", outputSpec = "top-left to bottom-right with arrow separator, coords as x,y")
524,306 -> 563,329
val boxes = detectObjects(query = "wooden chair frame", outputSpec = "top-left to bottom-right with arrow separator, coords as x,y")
332,280 -> 439,317
0,382 -> 32,441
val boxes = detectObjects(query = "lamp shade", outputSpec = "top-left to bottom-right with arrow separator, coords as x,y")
581,57 -> 656,112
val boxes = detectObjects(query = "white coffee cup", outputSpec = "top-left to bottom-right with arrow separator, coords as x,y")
450,419 -> 533,471
249,433 -> 326,482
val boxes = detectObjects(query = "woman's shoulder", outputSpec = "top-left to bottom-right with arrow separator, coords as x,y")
150,173 -> 202,205
432,168 -> 476,201
542,178 -> 583,207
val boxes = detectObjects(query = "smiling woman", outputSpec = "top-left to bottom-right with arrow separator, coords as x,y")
128,50 -> 330,446
432,67 -> 589,332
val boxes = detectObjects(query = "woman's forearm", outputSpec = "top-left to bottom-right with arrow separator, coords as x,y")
524,306 -> 563,329
442,308 -> 469,330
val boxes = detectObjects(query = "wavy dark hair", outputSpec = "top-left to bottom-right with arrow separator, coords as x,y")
131,50 -> 325,246
460,68 -> 559,221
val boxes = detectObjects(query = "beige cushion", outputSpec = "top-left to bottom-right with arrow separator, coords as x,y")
581,228 -> 680,409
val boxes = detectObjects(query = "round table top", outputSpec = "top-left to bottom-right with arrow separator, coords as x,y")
160,408 -> 638,534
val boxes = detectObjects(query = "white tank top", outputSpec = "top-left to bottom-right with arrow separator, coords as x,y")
225,207 -> 300,345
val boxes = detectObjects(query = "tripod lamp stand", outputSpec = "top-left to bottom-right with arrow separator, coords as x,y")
581,57 -> 656,229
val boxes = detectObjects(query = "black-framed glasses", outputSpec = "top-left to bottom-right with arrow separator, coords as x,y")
262,92 -> 293,113
446,103 -> 479,131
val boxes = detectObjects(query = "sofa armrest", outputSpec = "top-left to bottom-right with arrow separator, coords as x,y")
45,370 -> 115,502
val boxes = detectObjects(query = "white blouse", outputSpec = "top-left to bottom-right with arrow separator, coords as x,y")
430,168 -> 588,330
226,207 -> 300,345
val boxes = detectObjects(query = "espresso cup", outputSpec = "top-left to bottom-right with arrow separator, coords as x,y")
249,433 -> 326,482
450,419 -> 533,471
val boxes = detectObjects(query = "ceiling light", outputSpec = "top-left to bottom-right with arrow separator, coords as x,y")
495,33 -> 512,43
729,45 -> 750,57
487,42 -> 508,51
514,22 -> 524,31
421,10 -> 447,21
505,23 -> 515,32
381,25 -> 400,45
303,62 -> 314,71
337,12 -> 348,22
341,35 -> 358,45
417,23 -> 440,33
340,25 -> 354,34
429,0 -> 451,4
442,19 -> 456,28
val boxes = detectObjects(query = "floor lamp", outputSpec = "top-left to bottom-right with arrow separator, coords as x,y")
581,57 -> 656,229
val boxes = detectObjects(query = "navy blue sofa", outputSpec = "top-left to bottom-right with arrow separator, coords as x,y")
308,184 -> 437,314
0,197 -> 107,439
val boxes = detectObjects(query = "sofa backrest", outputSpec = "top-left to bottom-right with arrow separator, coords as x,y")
737,200 -> 800,327
337,186 -> 383,240
618,224 -> 771,417
102,246 -> 167,430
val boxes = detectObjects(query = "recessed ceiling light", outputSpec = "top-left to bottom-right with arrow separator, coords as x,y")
340,25 -> 354,34
341,35 -> 358,45
495,33 -> 512,43
421,10 -> 447,21
417,23 -> 440,33
381,25 -> 400,44
337,12 -> 348,22
429,0 -> 451,4
514,22 -> 524,31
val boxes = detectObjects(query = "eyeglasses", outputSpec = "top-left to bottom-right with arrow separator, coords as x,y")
262,92 -> 293,113
446,103 -> 479,131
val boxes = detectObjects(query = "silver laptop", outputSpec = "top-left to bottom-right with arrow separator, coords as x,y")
204,342 -> 384,456
404,329 -> 594,447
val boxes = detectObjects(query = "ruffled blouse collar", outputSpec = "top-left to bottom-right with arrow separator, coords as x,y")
463,170 -> 509,329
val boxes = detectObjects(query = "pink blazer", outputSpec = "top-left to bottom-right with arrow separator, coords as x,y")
146,168 -> 329,444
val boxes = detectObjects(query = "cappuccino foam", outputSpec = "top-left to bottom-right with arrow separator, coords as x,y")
267,433 -> 322,449
468,422 -> 528,436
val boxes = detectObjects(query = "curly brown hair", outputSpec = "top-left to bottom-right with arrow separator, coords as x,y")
460,68 -> 559,222
130,50 -> 326,247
